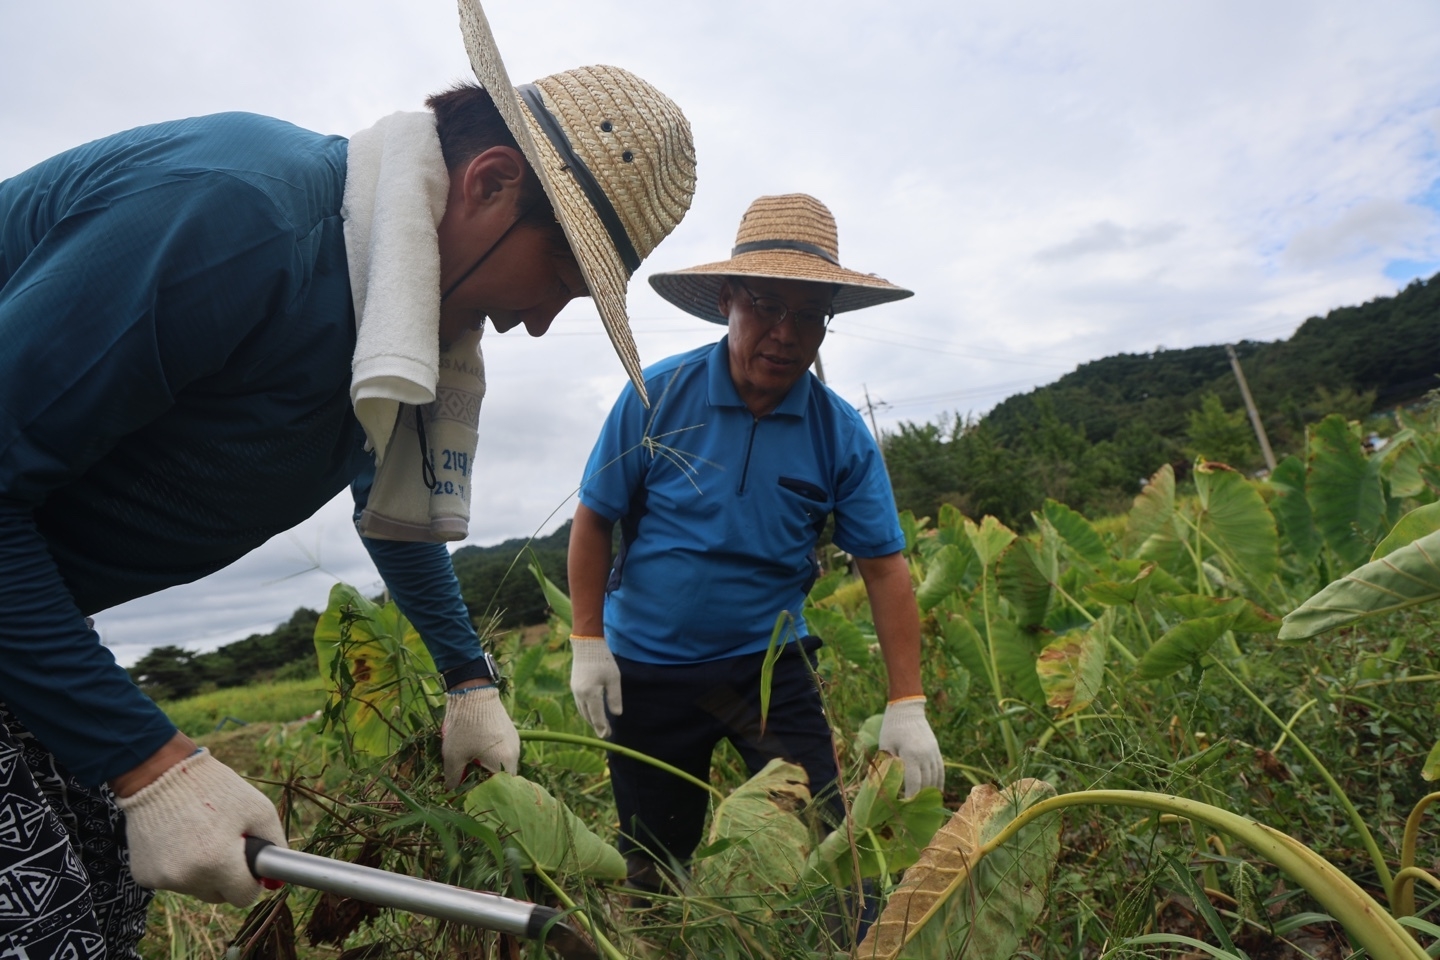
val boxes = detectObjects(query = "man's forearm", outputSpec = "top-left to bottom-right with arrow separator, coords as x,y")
568,503 -> 615,637
856,552 -> 924,701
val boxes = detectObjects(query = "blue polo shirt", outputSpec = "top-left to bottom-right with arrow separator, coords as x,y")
578,338 -> 904,665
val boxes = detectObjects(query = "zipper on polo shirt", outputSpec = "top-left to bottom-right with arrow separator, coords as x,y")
738,419 -> 759,494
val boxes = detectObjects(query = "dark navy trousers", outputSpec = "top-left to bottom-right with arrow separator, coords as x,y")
607,640 -> 843,869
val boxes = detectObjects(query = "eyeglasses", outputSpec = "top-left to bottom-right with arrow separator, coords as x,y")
735,281 -> 833,335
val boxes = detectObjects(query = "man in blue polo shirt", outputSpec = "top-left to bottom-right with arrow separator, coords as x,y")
566,194 -> 943,890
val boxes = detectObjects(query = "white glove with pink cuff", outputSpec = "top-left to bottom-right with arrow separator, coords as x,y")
878,696 -> 944,797
569,635 -> 623,739
116,748 -> 286,906
441,684 -> 521,788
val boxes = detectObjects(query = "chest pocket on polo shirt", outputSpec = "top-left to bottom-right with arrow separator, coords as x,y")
778,476 -> 832,593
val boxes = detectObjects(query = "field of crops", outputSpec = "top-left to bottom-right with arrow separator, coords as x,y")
144,409 -> 1440,960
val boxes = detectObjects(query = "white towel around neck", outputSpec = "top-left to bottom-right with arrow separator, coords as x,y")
343,111 -> 485,542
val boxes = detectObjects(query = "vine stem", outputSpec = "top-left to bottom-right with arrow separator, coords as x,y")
982,790 -> 1428,960
1395,792 -> 1440,916
518,730 -> 723,800
524,853 -> 625,960
1211,660 -> 1394,902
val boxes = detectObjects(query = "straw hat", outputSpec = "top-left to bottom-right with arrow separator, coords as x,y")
648,194 -> 912,325
457,0 -> 697,403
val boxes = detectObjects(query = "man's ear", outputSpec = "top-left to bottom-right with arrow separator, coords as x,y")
716,280 -> 735,318
459,145 -> 528,208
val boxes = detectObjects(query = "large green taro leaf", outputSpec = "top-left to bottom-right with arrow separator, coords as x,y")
1136,615 -> 1235,680
1194,461 -> 1279,584
1372,501 -> 1440,561
692,759 -> 812,916
1279,528 -> 1440,640
803,606 -> 871,664
463,773 -> 625,879
1042,498 -> 1111,570
1269,455 -> 1321,566
915,543 -> 970,613
964,516 -> 1017,568
1307,414 -> 1385,570
856,779 -> 1060,960
313,583 -> 442,756
1124,464 -> 1176,556
804,755 -> 946,887
997,539 -> 1052,628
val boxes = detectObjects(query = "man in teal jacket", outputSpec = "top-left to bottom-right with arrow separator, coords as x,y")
0,2 -> 696,952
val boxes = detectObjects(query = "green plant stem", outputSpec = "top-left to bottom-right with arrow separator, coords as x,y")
525,855 -> 624,960
1053,581 -> 1098,624
1395,792 -> 1440,916
518,730 -> 723,800
1388,869 -> 1440,921
982,790 -> 1429,960
1271,699 -> 1318,753
1211,660 -> 1395,902
1354,674 -> 1440,689
979,566 -> 1021,767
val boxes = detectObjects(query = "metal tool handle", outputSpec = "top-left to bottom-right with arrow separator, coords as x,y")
244,837 -> 598,959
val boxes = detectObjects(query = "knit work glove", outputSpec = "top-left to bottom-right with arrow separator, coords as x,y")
878,697 -> 944,797
570,635 -> 622,739
441,685 -> 521,788
115,748 -> 286,906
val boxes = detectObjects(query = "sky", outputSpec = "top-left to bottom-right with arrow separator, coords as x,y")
3,0 -> 1438,665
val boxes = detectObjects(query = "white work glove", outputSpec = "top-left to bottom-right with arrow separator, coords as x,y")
116,748 -> 287,906
569,635 -> 622,739
878,697 -> 945,797
442,684 -> 521,788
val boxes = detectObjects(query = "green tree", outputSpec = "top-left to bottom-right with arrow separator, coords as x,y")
1185,393 -> 1257,468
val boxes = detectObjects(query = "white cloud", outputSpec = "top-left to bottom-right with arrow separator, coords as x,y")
7,0 -> 1440,658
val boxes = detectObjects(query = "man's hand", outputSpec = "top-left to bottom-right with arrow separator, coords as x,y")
441,684 -> 521,788
115,747 -> 287,906
878,697 -> 944,797
569,635 -> 622,738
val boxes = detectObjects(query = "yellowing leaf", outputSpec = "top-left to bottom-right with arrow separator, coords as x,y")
1036,616 -> 1109,717
312,583 -> 442,757
692,759 -> 812,915
856,778 -> 1060,960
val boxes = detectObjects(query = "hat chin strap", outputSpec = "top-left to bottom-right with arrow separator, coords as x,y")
730,238 -> 840,265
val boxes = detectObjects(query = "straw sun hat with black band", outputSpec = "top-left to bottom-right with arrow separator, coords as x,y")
648,193 -> 913,325
456,0 -> 697,404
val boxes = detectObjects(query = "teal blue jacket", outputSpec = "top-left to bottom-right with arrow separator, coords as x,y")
0,113 -> 483,784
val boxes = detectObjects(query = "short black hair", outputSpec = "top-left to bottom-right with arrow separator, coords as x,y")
425,82 -> 552,215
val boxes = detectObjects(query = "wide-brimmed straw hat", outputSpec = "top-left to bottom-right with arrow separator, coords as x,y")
648,193 -> 912,325
457,0 -> 697,403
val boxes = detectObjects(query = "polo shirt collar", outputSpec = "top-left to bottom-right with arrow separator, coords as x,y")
706,336 -> 813,418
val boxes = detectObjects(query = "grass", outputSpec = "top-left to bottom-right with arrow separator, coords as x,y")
159,676 -> 326,737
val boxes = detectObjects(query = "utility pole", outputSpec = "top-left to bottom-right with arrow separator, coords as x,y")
862,383 -> 886,467
812,350 -> 828,385
1225,344 -> 1276,473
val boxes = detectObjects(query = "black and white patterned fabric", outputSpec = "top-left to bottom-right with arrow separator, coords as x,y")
0,703 -> 151,959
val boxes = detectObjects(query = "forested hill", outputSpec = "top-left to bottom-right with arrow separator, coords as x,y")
984,271 -> 1440,450
884,272 -> 1440,526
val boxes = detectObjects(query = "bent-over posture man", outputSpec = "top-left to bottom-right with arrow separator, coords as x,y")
0,1 -> 695,954
566,194 -> 942,890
